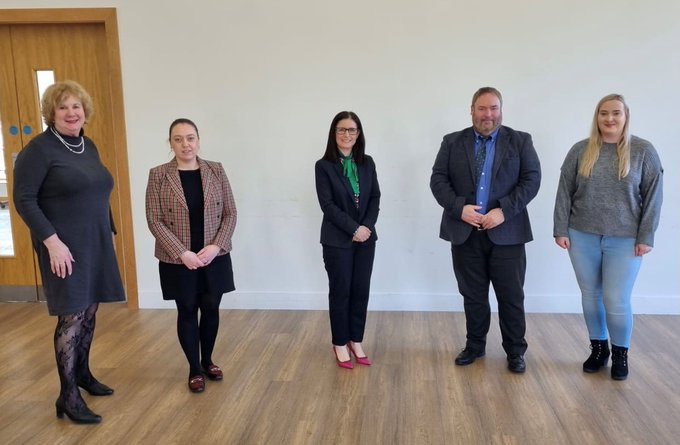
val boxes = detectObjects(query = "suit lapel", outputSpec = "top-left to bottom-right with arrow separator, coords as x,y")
198,158 -> 214,210
491,126 -> 508,179
165,160 -> 188,210
357,161 -> 368,213
464,129 -> 477,183
333,160 -> 356,203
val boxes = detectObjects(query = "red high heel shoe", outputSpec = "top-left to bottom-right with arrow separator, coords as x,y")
348,342 -> 372,366
333,345 -> 353,369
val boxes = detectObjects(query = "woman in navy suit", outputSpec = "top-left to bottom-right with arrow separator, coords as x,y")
315,111 -> 380,369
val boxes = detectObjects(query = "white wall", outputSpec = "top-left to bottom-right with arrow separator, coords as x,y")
4,0 -> 678,313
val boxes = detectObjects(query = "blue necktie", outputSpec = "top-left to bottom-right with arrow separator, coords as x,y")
475,136 -> 488,185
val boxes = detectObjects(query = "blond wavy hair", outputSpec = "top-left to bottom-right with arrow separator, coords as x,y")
579,93 -> 630,179
40,80 -> 94,127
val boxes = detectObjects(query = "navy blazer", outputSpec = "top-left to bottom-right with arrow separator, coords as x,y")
315,155 -> 381,248
430,126 -> 541,246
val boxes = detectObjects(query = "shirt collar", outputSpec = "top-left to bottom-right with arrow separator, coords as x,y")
473,126 -> 500,142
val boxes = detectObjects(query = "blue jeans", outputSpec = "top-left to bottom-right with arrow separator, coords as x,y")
567,229 -> 642,348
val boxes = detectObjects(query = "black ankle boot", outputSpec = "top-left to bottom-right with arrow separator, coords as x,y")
583,339 -> 610,373
77,378 -> 114,396
611,345 -> 629,380
55,397 -> 102,424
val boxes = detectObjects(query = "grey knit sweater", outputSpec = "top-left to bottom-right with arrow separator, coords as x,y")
553,135 -> 663,246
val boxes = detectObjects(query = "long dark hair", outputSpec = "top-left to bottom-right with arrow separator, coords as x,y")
322,111 -> 366,164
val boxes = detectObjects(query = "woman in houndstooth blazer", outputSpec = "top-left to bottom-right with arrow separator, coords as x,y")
145,118 -> 237,393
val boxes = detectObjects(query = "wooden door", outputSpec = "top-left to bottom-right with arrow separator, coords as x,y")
0,9 -> 138,307
0,25 -> 37,300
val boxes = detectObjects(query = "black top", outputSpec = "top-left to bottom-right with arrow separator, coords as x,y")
158,168 -> 234,300
179,169 -> 205,252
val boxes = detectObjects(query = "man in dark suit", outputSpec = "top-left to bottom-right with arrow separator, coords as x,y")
430,87 -> 541,373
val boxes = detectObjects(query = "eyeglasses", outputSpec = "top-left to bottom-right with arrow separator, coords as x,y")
335,127 -> 359,136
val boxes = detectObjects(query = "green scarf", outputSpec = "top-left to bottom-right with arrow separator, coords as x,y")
339,151 -> 359,197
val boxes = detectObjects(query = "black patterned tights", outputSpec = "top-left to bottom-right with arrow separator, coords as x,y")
54,303 -> 99,411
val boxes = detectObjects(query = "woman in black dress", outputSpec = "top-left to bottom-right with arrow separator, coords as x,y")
145,118 -> 237,392
13,80 -> 125,424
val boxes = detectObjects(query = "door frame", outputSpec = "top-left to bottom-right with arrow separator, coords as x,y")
0,8 -> 138,309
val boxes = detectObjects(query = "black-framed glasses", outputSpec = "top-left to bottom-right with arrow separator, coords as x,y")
335,127 -> 359,136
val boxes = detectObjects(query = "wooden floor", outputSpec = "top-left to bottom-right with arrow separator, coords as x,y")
1,303 -> 679,445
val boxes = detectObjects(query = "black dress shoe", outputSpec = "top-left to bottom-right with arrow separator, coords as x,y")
55,398 -> 102,424
455,348 -> 485,366
77,379 -> 114,396
507,354 -> 526,373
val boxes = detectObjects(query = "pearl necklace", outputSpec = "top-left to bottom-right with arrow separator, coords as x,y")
50,127 -> 85,154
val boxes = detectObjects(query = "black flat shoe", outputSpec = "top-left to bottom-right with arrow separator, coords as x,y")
454,348 -> 485,366
55,398 -> 102,424
77,379 -> 114,396
507,354 -> 526,373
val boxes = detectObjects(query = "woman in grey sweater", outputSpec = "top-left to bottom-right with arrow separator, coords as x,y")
553,93 -> 663,381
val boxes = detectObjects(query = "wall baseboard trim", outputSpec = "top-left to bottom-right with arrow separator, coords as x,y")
138,291 -> 679,314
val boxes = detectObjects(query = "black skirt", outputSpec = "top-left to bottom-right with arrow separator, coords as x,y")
158,253 -> 235,300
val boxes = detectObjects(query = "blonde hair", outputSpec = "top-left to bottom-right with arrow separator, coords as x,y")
579,93 -> 631,179
40,80 -> 94,127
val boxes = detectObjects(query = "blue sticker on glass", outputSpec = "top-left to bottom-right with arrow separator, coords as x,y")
9,125 -> 19,135
23,125 -> 32,135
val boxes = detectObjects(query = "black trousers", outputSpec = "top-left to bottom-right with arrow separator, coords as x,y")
451,230 -> 528,355
322,242 -> 376,346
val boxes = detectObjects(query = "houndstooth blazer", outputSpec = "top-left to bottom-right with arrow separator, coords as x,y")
145,157 -> 237,264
